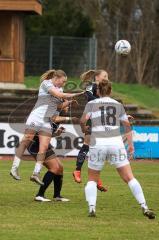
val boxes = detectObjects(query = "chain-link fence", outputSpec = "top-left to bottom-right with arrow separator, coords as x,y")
25,36 -> 97,77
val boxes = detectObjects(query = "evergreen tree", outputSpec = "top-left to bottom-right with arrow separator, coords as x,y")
25,0 -> 94,37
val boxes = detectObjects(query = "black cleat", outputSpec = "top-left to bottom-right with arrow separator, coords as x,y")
142,208 -> 156,219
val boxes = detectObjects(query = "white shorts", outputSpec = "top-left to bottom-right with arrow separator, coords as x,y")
88,145 -> 129,171
25,113 -> 52,134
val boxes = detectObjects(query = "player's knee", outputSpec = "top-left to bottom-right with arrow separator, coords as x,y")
53,164 -> 63,175
22,133 -> 35,141
123,175 -> 134,183
39,144 -> 49,153
46,160 -> 63,175
20,137 -> 32,148
23,135 -> 33,143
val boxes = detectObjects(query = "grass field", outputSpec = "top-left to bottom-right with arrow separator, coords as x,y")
0,159 -> 159,240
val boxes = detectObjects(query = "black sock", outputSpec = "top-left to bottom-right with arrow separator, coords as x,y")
36,171 -> 54,197
53,175 -> 63,198
76,144 -> 89,171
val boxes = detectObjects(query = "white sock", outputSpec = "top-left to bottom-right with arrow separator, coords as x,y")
85,181 -> 97,212
128,178 -> 148,210
33,162 -> 43,174
11,156 -> 21,170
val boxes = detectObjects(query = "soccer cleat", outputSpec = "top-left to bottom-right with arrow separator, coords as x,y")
30,174 -> 44,186
142,208 -> 156,219
97,179 -> 108,192
53,196 -> 70,202
35,196 -> 51,202
88,210 -> 96,217
10,169 -> 21,180
73,170 -> 81,183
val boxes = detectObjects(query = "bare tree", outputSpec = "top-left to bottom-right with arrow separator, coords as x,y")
77,0 -> 159,86
128,0 -> 157,85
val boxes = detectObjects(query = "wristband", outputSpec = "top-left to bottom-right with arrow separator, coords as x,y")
65,117 -> 70,121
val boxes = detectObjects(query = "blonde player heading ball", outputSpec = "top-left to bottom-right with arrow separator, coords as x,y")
81,79 -> 155,219
10,69 -> 84,185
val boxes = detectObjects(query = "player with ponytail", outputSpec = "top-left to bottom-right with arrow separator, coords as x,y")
73,69 -> 108,192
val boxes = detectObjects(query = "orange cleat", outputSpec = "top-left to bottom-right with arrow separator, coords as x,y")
97,179 -> 108,192
73,170 -> 81,183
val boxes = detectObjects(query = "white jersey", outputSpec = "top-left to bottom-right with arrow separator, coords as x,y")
83,96 -> 128,146
84,97 -> 130,170
31,79 -> 63,119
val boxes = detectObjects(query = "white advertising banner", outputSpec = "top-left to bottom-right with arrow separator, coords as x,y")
0,123 -> 84,156
0,123 -> 159,158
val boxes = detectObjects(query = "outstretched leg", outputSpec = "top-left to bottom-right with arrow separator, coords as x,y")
35,171 -> 54,202
117,164 -> 155,219
73,144 -> 89,183
73,137 -> 108,192
10,129 -> 35,180
35,157 -> 69,202
85,168 -> 100,217
31,131 -> 52,186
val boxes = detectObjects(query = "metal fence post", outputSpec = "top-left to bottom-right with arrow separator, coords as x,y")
94,36 -> 97,69
49,36 -> 53,69
89,38 -> 92,69
26,36 -> 97,76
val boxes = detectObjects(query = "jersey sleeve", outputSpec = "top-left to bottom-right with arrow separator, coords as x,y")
41,80 -> 54,93
119,103 -> 128,121
83,102 -> 93,118
85,91 -> 97,101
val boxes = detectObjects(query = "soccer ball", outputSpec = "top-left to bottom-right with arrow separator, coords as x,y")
115,40 -> 131,56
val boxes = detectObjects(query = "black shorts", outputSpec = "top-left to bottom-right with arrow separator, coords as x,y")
27,134 -> 55,160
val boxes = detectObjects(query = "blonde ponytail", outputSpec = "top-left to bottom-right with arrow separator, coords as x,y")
40,70 -> 56,82
40,69 -> 67,82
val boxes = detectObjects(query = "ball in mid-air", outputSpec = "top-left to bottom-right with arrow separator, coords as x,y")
115,40 -> 131,56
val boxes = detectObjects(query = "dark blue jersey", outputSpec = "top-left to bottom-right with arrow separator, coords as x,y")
84,83 -> 99,134
50,121 -> 59,133
85,83 -> 99,102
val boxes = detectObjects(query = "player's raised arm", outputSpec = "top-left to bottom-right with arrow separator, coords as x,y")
80,113 -> 89,133
57,99 -> 79,111
80,102 -> 92,133
48,87 -> 84,99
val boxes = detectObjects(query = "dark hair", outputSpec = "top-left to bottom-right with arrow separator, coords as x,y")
98,80 -> 112,96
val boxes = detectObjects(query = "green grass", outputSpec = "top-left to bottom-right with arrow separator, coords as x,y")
24,76 -> 40,89
112,83 -> 159,113
24,76 -> 159,113
0,160 -> 159,240
24,76 -> 80,91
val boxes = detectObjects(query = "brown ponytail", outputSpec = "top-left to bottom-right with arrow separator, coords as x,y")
80,70 -> 96,82
98,80 -> 112,96
80,69 -> 108,82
